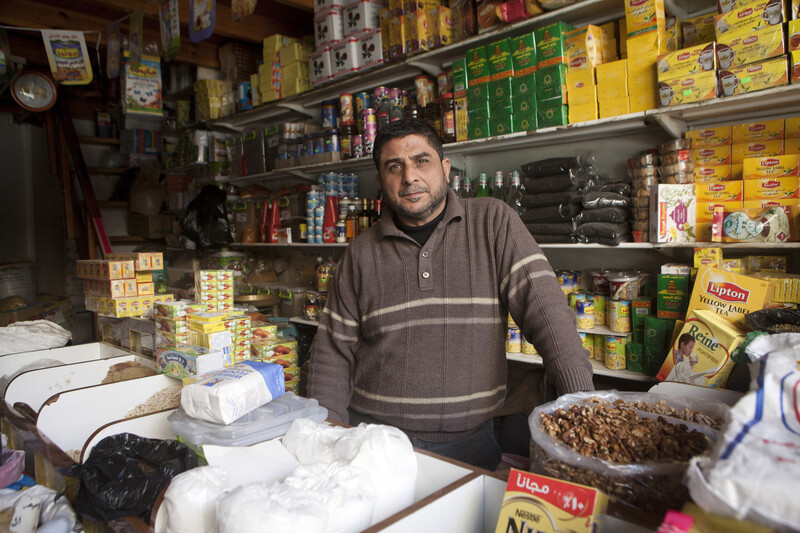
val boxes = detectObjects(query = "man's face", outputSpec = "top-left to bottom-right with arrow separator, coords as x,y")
376,134 -> 451,227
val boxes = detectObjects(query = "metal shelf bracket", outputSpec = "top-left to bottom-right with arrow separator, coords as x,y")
653,113 -> 688,139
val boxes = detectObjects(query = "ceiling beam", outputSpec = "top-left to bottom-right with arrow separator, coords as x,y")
0,0 -> 221,68
271,0 -> 314,12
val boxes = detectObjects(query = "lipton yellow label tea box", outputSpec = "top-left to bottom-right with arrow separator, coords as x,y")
718,56 -> 789,97
494,470 -> 608,533
687,266 -> 770,327
785,137 -> 800,154
744,176 -> 800,199
657,42 -> 716,82
697,200 -> 743,222
625,0 -> 666,45
787,116 -> 800,138
732,140 -> 785,164
696,165 -> 733,182
565,24 -> 608,71
694,146 -> 732,166
565,68 -> 597,105
696,180 -> 743,202
714,1 -> 784,41
657,309 -> 746,387
598,96 -> 630,118
686,126 -> 732,147
743,154 -> 800,178
657,70 -> 717,106
716,24 -> 786,69
732,119 -> 785,143
596,58 -> 627,84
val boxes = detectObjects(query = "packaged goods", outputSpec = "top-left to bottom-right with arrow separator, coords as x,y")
718,56 -> 789,97
157,345 -> 229,379
695,181 -> 742,202
686,126 -> 732,148
250,337 -> 298,361
693,146 -> 731,166
156,330 -> 190,347
716,24 -> 785,69
657,309 -> 745,387
682,13 -> 716,47
657,274 -> 689,319
656,43 -> 716,81
743,176 -> 800,199
713,205 -> 798,243
535,22 -> 573,68
650,184 -> 696,243
742,154 -> 800,179
732,140 -> 784,164
714,1 -> 784,40
657,71 -> 717,107
687,266 -> 771,327
604,335 -> 627,369
495,470 -> 608,533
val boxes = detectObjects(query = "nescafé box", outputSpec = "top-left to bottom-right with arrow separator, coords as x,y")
510,32 -> 537,76
535,22 -> 573,68
718,56 -> 788,97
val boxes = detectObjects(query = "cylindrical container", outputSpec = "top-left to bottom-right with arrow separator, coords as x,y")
415,75 -> 432,106
335,220 -> 347,243
576,300 -> 595,330
322,195 -> 338,243
403,104 -> 422,120
355,92 -> 372,121
378,111 -> 390,129
437,71 -> 449,96
340,124 -> 355,159
608,273 -> 640,301
608,300 -> 632,333
389,87 -> 402,107
626,342 -> 643,373
604,335 -> 628,370
321,99 -> 339,128
314,205 -> 325,218
506,326 -> 521,353
373,86 -> 388,109
362,108 -> 377,136
580,332 -> 594,359
594,334 -> 605,363
522,337 -> 537,355
324,129 -> 340,153
591,293 -> 606,326
346,173 -> 359,197
312,133 -> 325,155
340,93 -> 355,125
556,270 -> 575,298
569,291 -> 588,310
352,134 -> 363,158
507,313 -> 517,327
238,82 -> 253,110
440,93 -> 456,143
364,121 -> 378,155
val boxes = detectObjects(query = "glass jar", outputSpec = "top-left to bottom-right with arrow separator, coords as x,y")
403,104 -> 421,120
433,99 -> 443,137
340,124 -> 356,159
440,93 -> 456,143
425,103 -> 436,130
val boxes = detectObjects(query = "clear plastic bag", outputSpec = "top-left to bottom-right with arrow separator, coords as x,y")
520,203 -> 581,223
573,207 -> 630,225
529,391 -> 727,526
571,222 -> 631,245
582,192 -> 631,209
521,157 -> 582,178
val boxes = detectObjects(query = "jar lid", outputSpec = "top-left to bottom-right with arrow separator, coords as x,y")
442,92 -> 454,98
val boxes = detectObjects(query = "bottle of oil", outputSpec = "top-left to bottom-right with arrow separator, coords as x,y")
345,203 -> 358,241
358,197 -> 371,235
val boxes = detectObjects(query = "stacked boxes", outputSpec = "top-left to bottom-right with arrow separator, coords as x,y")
250,333 -> 301,394
625,0 -> 673,113
564,24 -> 615,124
467,44 -> 491,139
596,60 -> 629,118
452,58 -> 469,141
688,125 -> 735,241
510,32 -> 537,132
280,41 -> 312,97
487,38 -> 514,136
656,42 -> 718,107
79,254 -> 172,317
187,311 -> 234,360
195,270 -> 235,312
154,300 -> 189,348
716,19 -> 788,97
225,314 -> 253,363
262,34 -> 302,102
194,79 -> 235,121
681,12 -> 715,48
535,22 -> 572,128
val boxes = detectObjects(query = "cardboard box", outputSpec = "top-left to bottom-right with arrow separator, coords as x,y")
513,111 -> 537,132
743,176 -> 800,199
279,42 -> 311,65
688,266 -> 770,326
156,345 -> 228,379
355,30 -> 383,70
686,126 -> 732,147
536,22 -> 573,68
537,101 -> 569,128
405,10 -> 430,54
657,70 -> 718,107
569,102 -> 599,123
565,68 -> 597,106
694,146 -> 732,166
488,78 -> 512,102
650,184 -> 696,242
695,165 -> 734,182
309,47 -> 332,86
487,38 -> 513,80
732,119 -> 785,143
468,111 -> 489,139
785,136 -> 800,154
732,140 -> 784,164
330,37 -> 360,79
510,32 -> 537,76
343,0 -> 383,38
596,58 -> 627,85
714,1 -> 784,40
716,24 -> 785,69
429,6 -> 453,49
388,16 -> 406,59
455,95 -> 468,141
697,200 -> 742,223
696,181 -> 743,202
127,212 -> 174,238
682,13 -> 716,47
625,0 -> 666,37
657,274 -> 690,320
657,42 -> 716,82
565,24 -> 608,71
743,154 -> 800,178
535,63 -> 567,102
314,9 -> 345,47
787,116 -> 800,138
466,45 -> 490,86
598,96 -> 630,118
719,56 -> 789,97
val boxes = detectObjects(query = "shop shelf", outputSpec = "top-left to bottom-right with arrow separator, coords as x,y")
77,136 -> 120,146
577,324 -> 632,336
229,242 -> 349,248
507,352 -> 657,383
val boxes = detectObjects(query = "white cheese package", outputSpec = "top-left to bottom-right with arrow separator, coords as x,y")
181,361 -> 285,425
686,333 -> 800,532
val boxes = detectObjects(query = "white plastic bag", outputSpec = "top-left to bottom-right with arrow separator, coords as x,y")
155,466 -> 231,533
686,333 -> 800,532
281,418 -> 348,464
217,482 -> 328,533
0,484 -> 81,532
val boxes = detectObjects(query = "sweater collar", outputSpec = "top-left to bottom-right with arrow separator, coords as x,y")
375,188 -> 464,241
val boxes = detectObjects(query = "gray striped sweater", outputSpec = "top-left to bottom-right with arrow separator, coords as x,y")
308,189 -> 593,443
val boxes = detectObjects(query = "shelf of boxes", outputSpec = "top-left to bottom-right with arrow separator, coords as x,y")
507,352 -> 657,383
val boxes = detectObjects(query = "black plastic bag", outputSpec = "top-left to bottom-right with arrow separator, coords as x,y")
571,222 -> 632,245
73,433 -> 198,523
521,157 -> 582,178
582,191 -> 631,209
520,203 -> 581,223
524,222 -> 574,235
745,308 -> 800,333
520,190 -> 583,208
592,182 -> 631,196
180,185 -> 233,249
573,207 -> 630,225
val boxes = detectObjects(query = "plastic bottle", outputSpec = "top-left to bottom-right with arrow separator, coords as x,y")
345,203 -> 358,241
475,173 -> 490,197
266,199 -> 282,243
322,195 -> 338,243
491,171 -> 505,201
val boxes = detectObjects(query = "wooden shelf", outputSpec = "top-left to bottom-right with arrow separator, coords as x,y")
507,352 -> 657,383
78,136 -> 120,146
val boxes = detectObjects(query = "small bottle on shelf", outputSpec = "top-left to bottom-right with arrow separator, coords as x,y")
491,171 -> 505,201
475,173 -> 490,197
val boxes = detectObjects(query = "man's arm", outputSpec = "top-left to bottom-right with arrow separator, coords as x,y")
307,251 -> 362,423
494,202 -> 594,396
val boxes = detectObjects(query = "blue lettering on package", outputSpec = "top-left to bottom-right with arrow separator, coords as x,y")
241,360 -> 286,398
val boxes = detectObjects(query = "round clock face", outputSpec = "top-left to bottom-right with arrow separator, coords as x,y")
11,71 -> 57,112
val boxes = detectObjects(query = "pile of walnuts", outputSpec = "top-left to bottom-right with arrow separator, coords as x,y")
539,398 -> 711,463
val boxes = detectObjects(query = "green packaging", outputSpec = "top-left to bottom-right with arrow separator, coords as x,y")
537,100 -> 569,128
625,342 -> 644,373
468,110 -> 490,139
452,57 -> 468,95
513,110 -> 537,132
510,32 -> 537,76
657,274 -> 689,320
487,38 -> 514,79
535,21 -> 573,68
511,73 -> 536,99
643,344 -> 667,376
488,78 -> 513,102
490,112 -> 514,137
489,99 -> 512,116
467,84 -> 489,113
644,315 -> 677,350
466,45 -> 490,86
535,63 -> 568,102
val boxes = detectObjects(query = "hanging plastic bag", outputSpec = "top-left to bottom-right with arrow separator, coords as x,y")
73,433 -> 198,523
180,185 -> 233,249
129,161 -> 165,216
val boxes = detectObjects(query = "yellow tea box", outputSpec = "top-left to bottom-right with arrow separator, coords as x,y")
619,17 -> 628,57
596,58 -> 627,85
494,470 -> 608,533
786,116 -> 800,138
732,119 -> 785,143
625,0 -> 666,38
785,137 -> 800,154
743,154 -> 800,178
697,200 -> 743,222
718,56 -> 789,97
696,181 -> 743,202
743,176 -> 800,199
716,24 -> 786,69
743,198 -> 800,209
694,146 -> 732,166
657,309 -> 746,387
694,247 -> 723,269
732,140 -> 785,164
696,165 -> 733,182
682,13 -> 716,47
598,96 -> 630,118
686,126 -> 732,147
657,70 -> 717,107
565,68 -> 597,105
656,42 -> 716,82
597,78 -> 628,100
629,92 -> 658,113
687,267 -> 770,327
714,1 -> 783,41
570,101 -> 600,123
565,24 -> 608,71
732,163 -> 743,179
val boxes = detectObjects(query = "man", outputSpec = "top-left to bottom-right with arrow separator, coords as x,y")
308,119 -> 593,470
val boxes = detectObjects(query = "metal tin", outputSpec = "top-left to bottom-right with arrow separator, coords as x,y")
593,334 -> 605,363
361,108 -> 377,137
607,300 -> 632,333
373,86 -> 388,108
522,337 -> 536,355
340,93 -> 355,125
364,121 -> 378,155
355,92 -> 372,119
321,99 -> 339,128
324,129 -> 340,153
312,133 -> 324,155
579,332 -> 594,359
352,134 -> 363,158
608,273 -> 640,301
576,300 -> 595,330
604,335 -> 627,370
591,293 -> 606,326
506,326 -> 521,353
556,270 -> 575,297
389,87 -> 402,107
569,291 -> 588,310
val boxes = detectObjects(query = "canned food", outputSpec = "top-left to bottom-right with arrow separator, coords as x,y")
591,293 -> 606,326
321,99 -> 339,128
373,86 -> 388,108
604,335 -> 627,370
608,300 -> 632,333
590,270 -> 610,294
556,270 -> 575,297
507,313 -> 517,327
576,300 -> 595,330
522,337 -> 537,355
340,93 -> 354,125
580,332 -> 594,359
506,327 -> 521,353
352,134 -> 363,158
593,334 -> 604,363
354,92 -> 371,119
569,291 -> 588,310
608,273 -> 640,300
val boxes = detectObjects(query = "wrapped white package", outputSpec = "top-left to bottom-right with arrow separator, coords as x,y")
686,333 -> 800,532
0,320 -> 71,356
0,484 -> 80,532
217,482 -> 328,533
281,417 -> 348,464
284,461 -> 376,533
155,466 -> 231,533
181,361 -> 285,425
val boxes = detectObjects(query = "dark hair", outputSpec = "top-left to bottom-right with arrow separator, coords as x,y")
372,118 -> 444,172
678,333 -> 694,347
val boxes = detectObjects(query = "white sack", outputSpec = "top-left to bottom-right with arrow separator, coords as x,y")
155,466 -> 231,533
281,417 -> 348,464
0,320 -> 71,356
217,482 -> 328,533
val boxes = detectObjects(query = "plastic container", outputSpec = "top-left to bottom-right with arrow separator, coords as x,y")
631,207 -> 649,220
279,286 -> 308,317
660,160 -> 694,176
632,166 -> 659,178
631,153 -> 659,168
632,176 -> 659,190
0,450 -> 25,488
607,273 -> 640,300
167,392 -> 328,449
631,196 -> 650,208
662,171 -> 695,184
659,149 -> 692,165
659,138 -> 692,153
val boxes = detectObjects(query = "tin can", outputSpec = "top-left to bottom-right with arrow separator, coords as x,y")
593,334 -> 605,363
579,332 -> 594,359
415,75 -> 432,106
608,273 -> 640,301
506,326 -> 521,353
355,92 -> 372,119
402,90 -> 410,107
373,86 -> 388,109
522,337 -> 536,355
437,71 -> 449,95
576,300 -> 595,330
238,82 -> 253,110
556,270 -> 574,298
507,313 -> 516,327
321,99 -> 339,128
364,121 -> 378,155
590,270 -> 610,293
299,223 -> 308,241
608,300 -> 632,333
352,134 -> 363,158
569,291 -> 588,310
362,108 -> 377,136
604,335 -> 628,370
389,87 -> 402,107
340,93 -> 355,125
591,293 -> 606,326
